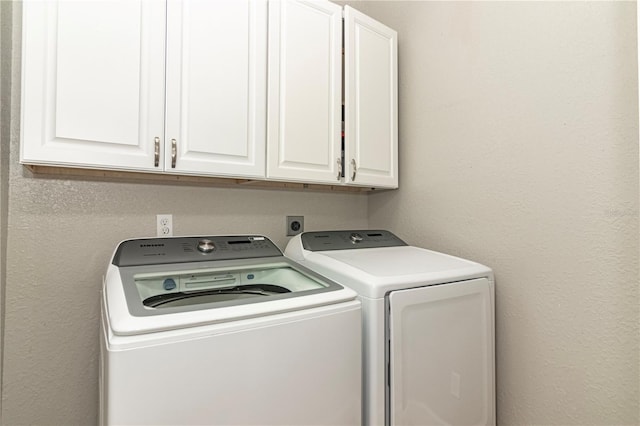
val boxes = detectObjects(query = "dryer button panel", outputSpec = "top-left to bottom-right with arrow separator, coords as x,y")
301,230 -> 407,251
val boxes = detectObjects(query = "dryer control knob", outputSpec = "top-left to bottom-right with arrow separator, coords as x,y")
350,233 -> 364,243
197,239 -> 216,253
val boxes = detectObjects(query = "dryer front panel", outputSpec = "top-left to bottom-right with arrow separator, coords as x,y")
388,278 -> 495,426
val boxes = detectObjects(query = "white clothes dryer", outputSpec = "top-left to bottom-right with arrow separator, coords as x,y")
285,230 -> 495,426
100,235 -> 361,426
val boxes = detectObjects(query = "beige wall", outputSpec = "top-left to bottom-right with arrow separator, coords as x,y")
361,1 -> 639,425
0,3 -> 368,424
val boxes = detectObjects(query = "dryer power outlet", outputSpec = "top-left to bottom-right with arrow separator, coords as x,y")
286,216 -> 304,236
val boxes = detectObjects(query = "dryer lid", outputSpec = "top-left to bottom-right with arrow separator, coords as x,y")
318,245 -> 480,277
303,246 -> 492,298
286,231 -> 493,298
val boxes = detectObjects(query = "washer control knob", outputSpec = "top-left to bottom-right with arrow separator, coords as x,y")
197,239 -> 215,253
350,233 -> 364,243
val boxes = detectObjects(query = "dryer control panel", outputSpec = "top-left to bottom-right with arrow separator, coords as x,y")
112,235 -> 282,267
301,230 -> 407,251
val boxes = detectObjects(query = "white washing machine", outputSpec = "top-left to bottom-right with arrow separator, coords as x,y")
285,230 -> 495,426
100,235 -> 361,426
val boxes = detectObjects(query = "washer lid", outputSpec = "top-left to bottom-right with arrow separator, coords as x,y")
105,236 -> 358,336
123,258 -> 344,315
105,258 -> 357,335
301,246 -> 492,298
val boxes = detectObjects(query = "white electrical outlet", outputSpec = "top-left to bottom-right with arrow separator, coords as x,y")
156,214 -> 173,237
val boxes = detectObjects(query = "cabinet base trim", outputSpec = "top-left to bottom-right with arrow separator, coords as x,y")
24,165 -> 388,193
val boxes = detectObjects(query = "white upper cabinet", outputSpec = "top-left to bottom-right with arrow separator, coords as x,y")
267,1 -> 398,188
21,0 -> 397,189
21,0 -> 267,178
21,0 -> 166,171
344,6 -> 398,188
267,0 -> 343,184
165,0 -> 267,178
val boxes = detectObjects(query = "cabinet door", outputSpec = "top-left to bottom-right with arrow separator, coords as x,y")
165,0 -> 267,178
21,0 -> 166,171
344,6 -> 398,188
267,0 -> 343,184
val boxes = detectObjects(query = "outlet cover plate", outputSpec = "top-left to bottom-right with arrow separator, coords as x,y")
156,214 -> 173,237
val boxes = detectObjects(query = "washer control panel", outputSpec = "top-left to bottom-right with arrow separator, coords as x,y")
301,230 -> 407,251
113,235 -> 281,267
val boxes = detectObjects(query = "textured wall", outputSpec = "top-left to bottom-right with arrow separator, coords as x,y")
363,1 -> 639,425
1,3 -> 368,424
0,0 -> 14,418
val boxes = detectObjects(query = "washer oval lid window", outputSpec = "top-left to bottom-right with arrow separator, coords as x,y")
126,261 -> 338,315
